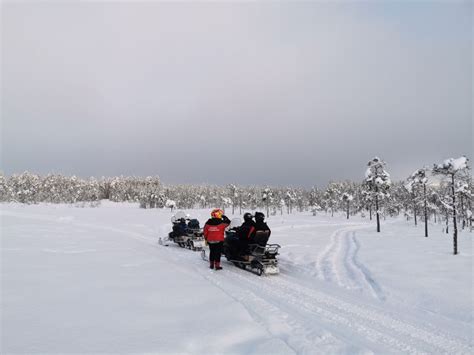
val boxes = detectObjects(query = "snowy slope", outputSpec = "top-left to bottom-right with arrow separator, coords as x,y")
1,202 -> 472,354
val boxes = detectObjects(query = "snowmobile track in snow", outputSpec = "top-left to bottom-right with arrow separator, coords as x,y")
73,221 -> 471,354
316,226 -> 385,301
199,265 -> 471,355
6,212 -> 470,354
198,269 -> 342,354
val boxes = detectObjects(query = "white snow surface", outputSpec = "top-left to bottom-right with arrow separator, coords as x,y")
1,202 -> 472,354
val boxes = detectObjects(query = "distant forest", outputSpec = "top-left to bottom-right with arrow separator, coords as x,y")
1,157 -> 471,232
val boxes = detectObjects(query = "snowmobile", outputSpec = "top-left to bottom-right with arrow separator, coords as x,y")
158,211 -> 205,251
201,217 -> 281,276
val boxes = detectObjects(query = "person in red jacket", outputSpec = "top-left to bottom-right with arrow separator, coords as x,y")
203,208 -> 231,270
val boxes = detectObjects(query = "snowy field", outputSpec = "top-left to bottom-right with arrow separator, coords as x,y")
1,201 -> 472,354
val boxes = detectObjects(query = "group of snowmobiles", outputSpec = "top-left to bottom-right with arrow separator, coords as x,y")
158,211 -> 281,276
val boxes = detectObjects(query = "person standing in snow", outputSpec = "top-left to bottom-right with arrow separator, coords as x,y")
203,209 -> 231,270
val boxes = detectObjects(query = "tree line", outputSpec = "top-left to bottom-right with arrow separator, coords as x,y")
1,156 -> 471,253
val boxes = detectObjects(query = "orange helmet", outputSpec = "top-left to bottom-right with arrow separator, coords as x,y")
211,208 -> 224,219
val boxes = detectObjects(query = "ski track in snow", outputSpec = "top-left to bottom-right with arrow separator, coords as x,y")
2,211 -> 472,354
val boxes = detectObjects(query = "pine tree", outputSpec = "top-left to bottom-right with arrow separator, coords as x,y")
433,156 -> 469,255
364,157 -> 391,232
407,168 -> 429,237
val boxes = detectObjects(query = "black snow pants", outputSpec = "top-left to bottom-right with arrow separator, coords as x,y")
209,242 -> 224,263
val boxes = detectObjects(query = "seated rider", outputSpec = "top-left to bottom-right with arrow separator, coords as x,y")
235,212 -> 256,259
172,218 -> 188,237
252,212 -> 271,246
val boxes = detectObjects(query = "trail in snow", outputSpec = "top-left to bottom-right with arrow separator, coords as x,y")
185,251 -> 470,354
100,221 -> 471,355
316,227 -> 385,301
2,208 -> 472,354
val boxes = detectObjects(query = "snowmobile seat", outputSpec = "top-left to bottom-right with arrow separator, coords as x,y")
225,230 -> 238,239
172,224 -> 186,236
224,231 -> 242,259
245,231 -> 270,257
187,219 -> 200,230
253,230 -> 270,247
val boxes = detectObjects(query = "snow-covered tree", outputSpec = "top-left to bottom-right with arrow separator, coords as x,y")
285,189 -> 295,214
99,177 -> 112,200
365,157 -> 391,232
324,183 -> 340,217
311,203 -> 322,216
262,187 -> 273,217
8,172 -> 41,204
406,168 -> 429,237
221,196 -> 232,213
360,188 -> 373,219
432,156 -> 469,255
455,174 -> 472,231
341,192 -> 354,219
278,199 -> 285,215
0,173 -> 9,201
227,184 -> 238,215
308,186 -> 323,209
165,199 -> 177,212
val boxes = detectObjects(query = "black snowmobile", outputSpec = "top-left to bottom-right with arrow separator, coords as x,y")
202,216 -> 281,276
159,211 -> 205,251
223,227 -> 280,276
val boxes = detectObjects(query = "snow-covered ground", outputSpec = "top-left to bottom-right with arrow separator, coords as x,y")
1,202 -> 472,354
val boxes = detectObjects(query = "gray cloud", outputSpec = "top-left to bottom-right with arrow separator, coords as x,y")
1,1 -> 472,187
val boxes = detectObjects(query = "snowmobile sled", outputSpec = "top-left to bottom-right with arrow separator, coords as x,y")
158,211 -> 205,251
201,217 -> 280,276
224,229 -> 280,276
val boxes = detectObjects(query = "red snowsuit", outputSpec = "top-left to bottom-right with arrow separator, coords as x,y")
203,216 -> 230,242
204,216 -> 230,269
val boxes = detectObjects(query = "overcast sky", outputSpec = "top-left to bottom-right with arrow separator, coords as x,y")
1,1 -> 472,187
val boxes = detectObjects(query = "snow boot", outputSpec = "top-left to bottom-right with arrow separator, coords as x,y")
209,261 -> 215,269
215,262 -> 222,270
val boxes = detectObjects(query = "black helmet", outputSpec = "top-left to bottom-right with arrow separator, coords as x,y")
179,218 -> 186,223
243,212 -> 253,222
254,212 -> 265,222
